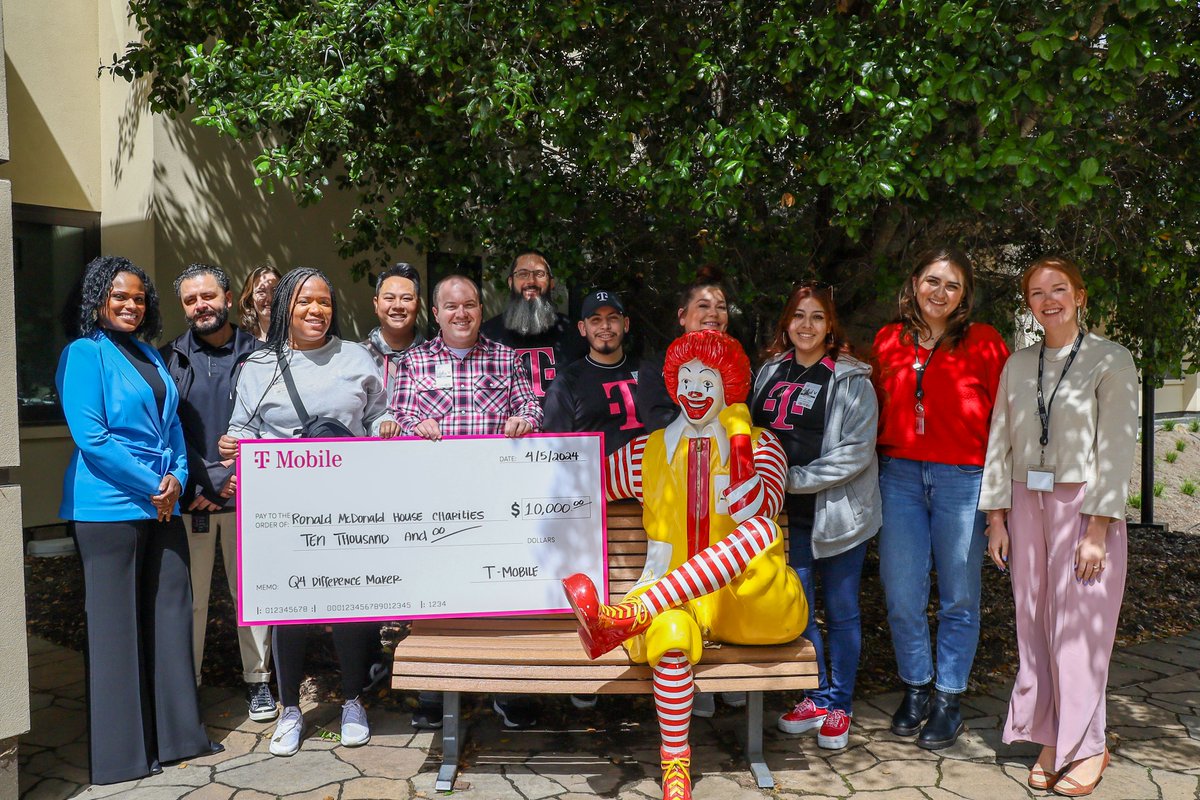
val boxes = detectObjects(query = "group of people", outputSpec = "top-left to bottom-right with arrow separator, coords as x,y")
56,245 -> 1136,799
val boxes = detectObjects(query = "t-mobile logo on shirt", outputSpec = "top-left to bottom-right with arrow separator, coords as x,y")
603,379 -> 642,431
761,382 -> 822,429
515,347 -> 557,397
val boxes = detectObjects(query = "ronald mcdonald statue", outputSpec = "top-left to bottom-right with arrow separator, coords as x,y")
562,330 -> 808,800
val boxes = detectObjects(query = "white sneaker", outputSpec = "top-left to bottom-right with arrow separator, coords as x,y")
720,691 -> 747,708
341,697 -> 371,747
269,706 -> 303,756
692,692 -> 716,718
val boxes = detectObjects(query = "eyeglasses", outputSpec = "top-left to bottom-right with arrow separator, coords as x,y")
512,269 -> 550,281
793,280 -> 835,299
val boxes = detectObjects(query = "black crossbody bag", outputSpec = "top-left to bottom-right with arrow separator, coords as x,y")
277,352 -> 356,439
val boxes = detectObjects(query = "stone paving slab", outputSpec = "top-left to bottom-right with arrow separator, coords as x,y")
17,632 -> 1200,799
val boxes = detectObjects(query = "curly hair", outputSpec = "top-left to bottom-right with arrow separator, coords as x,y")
70,256 -> 162,342
263,267 -> 341,353
896,244 -> 976,350
238,263 -> 282,336
664,330 -> 752,404
762,283 -> 851,361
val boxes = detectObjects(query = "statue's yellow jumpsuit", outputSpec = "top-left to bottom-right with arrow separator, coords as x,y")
605,412 -> 809,668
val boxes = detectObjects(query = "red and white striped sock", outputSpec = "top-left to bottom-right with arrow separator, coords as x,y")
654,649 -> 693,756
639,516 -> 776,616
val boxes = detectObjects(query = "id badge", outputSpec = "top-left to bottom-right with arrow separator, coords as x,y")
1027,466 -> 1056,493
191,512 -> 210,534
434,363 -> 454,389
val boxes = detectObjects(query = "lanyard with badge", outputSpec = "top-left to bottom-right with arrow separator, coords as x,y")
1028,330 -> 1084,492
912,337 -> 942,435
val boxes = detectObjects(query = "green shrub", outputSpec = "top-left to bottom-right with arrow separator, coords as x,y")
1128,492 -> 1142,509
1162,420 -> 1177,431
1154,481 -> 1166,497
1182,480 -> 1197,497
1166,451 -> 1179,464
1190,419 -> 1200,433
1176,439 -> 1187,452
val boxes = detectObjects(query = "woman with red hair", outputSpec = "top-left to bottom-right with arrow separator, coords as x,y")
751,283 -> 880,750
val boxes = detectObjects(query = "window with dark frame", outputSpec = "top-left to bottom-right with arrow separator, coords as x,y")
13,205 -> 101,425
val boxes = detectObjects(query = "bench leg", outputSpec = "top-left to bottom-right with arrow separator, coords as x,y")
745,690 -> 773,789
435,691 -> 461,792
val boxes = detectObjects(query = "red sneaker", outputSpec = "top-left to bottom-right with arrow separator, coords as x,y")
817,709 -> 852,750
561,573 -> 651,658
777,697 -> 828,734
660,749 -> 691,800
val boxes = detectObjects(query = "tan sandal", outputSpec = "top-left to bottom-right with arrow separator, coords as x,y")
1053,748 -> 1110,797
1028,763 -> 1059,790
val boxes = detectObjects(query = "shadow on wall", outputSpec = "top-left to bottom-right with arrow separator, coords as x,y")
147,110 -> 382,339
0,56 -> 92,209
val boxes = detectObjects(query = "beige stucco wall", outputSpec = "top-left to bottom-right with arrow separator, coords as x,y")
0,0 -> 31,749
0,0 -> 99,210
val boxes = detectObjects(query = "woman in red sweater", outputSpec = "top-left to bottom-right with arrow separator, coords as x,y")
872,245 -> 1009,750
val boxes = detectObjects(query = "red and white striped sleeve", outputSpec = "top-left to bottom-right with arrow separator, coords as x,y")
605,435 -> 647,503
725,429 -> 787,521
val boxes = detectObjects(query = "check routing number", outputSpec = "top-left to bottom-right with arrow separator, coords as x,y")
236,434 -> 606,625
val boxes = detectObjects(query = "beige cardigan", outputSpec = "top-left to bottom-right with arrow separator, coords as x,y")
979,332 -> 1138,519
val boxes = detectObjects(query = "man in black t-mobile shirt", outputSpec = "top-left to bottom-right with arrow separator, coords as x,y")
543,289 -> 645,456
543,288 -> 644,711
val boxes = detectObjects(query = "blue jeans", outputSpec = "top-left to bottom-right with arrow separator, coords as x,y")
790,517 -> 868,714
878,456 -> 986,694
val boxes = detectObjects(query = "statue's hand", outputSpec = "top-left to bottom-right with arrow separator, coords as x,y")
718,402 -> 752,439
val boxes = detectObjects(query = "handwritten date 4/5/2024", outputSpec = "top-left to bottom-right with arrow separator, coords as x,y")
524,450 -> 580,462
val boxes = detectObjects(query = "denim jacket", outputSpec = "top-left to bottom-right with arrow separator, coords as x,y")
751,352 -> 882,558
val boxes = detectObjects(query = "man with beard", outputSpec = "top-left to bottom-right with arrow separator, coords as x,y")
480,249 -> 587,399
162,263 -> 275,722
543,290 -> 645,456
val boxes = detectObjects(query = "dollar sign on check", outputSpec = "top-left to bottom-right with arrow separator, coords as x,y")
510,502 -> 520,518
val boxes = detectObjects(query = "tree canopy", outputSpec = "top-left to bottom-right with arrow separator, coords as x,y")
113,0 -> 1199,370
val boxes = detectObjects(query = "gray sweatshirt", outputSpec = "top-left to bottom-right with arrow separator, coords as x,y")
228,337 -> 390,440
751,353 -> 882,559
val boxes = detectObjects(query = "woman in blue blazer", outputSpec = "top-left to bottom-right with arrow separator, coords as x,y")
57,256 -> 220,784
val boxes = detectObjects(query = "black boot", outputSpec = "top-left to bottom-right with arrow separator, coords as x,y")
890,682 -> 932,736
917,689 -> 964,749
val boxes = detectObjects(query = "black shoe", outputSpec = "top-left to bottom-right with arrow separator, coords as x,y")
247,682 -> 279,723
890,682 -> 932,736
411,699 -> 444,730
917,690 -> 964,750
493,698 -> 539,729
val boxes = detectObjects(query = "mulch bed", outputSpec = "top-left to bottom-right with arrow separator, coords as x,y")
25,524 -> 1200,707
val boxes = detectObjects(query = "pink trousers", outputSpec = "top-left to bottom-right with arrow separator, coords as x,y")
1002,482 -> 1127,770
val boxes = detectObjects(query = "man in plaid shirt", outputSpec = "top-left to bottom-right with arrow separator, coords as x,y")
392,274 -> 543,438
390,274 -> 544,729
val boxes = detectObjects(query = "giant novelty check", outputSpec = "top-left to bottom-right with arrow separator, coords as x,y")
236,434 -> 606,625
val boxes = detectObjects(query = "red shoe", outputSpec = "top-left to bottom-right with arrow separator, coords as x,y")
817,709 -> 852,750
562,573 -> 651,658
660,749 -> 691,800
777,697 -> 828,734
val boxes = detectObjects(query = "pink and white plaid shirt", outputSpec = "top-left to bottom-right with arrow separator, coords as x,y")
391,334 -> 543,436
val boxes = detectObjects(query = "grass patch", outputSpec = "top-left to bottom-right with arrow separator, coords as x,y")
1162,420 -> 1177,432
1166,451 -> 1179,464
1182,480 -> 1197,497
1128,492 -> 1142,509
1177,439 -> 1187,452
1154,480 -> 1166,498
1189,419 -> 1200,433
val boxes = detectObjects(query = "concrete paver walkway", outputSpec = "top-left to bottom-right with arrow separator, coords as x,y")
18,631 -> 1200,799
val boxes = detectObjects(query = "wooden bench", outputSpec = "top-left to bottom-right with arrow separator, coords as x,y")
391,502 -> 817,791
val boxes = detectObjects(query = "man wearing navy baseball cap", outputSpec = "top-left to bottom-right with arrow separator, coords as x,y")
543,289 -> 646,458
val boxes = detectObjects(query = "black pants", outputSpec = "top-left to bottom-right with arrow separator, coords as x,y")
73,518 -> 217,784
272,623 -> 378,707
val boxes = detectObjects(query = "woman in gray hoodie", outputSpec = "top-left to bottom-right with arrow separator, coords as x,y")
750,282 -> 881,750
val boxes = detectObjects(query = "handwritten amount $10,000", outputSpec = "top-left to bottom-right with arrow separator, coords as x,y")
511,500 -> 577,518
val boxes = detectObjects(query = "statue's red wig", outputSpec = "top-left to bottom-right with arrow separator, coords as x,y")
663,330 -> 752,404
